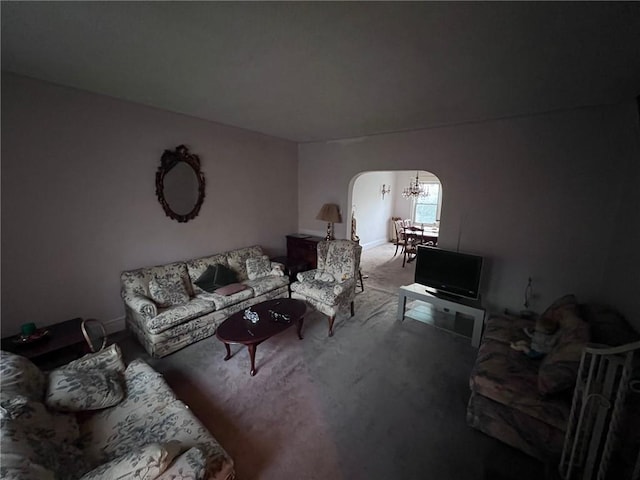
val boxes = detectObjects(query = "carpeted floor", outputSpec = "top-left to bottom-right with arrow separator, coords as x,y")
118,243 -> 546,480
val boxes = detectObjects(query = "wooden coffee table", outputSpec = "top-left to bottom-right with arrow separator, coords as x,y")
215,298 -> 306,376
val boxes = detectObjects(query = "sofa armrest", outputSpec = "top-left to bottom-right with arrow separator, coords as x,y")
333,278 -> 356,297
125,294 -> 157,319
296,269 -> 317,282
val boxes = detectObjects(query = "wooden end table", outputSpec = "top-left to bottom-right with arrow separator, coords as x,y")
1,317 -> 87,367
216,299 -> 306,376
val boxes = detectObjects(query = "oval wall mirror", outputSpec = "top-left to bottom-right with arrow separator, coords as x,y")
155,145 -> 206,223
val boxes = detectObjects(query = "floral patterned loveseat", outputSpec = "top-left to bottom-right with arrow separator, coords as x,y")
0,345 -> 235,480
466,295 -> 640,461
121,245 -> 289,358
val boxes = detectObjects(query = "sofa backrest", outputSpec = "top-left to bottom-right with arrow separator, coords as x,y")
122,246 -> 267,299
121,261 -> 191,300
224,245 -> 264,282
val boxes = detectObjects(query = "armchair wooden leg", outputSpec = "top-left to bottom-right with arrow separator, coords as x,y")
328,316 -> 335,337
350,301 -> 355,317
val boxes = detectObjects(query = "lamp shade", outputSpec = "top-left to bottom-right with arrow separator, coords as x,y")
316,203 -> 342,223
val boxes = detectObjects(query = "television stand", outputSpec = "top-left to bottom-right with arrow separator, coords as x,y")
397,283 -> 485,347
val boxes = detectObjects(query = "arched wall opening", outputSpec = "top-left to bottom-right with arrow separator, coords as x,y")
347,170 -> 443,250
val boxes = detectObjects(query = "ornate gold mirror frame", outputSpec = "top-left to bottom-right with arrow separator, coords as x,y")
155,145 -> 206,223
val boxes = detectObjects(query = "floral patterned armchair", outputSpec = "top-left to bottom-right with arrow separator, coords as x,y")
290,240 -> 362,336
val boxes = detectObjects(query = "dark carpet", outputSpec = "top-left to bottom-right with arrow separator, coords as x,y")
116,243 -> 547,480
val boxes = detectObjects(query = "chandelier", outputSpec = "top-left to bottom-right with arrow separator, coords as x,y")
402,172 -> 428,199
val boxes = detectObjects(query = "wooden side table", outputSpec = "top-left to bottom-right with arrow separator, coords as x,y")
286,234 -> 323,269
1,317 -> 88,367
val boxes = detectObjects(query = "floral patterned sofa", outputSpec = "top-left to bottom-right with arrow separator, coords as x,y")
467,295 -> 640,461
0,344 -> 235,480
121,245 -> 289,358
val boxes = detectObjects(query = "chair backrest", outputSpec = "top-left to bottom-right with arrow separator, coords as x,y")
316,240 -> 362,282
394,219 -> 405,240
403,218 -> 412,228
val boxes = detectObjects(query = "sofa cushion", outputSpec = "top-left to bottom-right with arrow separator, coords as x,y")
290,279 -> 341,304
242,276 -> 289,297
79,442 -> 179,480
538,304 -> 590,395
0,396 -> 80,445
145,298 -> 216,335
246,255 -> 271,280
0,402 -> 89,479
469,337 -> 570,430
80,398 -> 232,479
149,276 -> 190,308
0,351 -> 45,402
78,359 -> 179,463
46,369 -> 124,412
196,287 -> 254,310
480,315 -> 533,345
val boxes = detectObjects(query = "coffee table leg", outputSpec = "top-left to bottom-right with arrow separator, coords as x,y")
248,343 -> 257,376
223,342 -> 231,361
296,317 -> 304,340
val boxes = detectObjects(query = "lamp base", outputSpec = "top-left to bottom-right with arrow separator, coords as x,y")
325,222 -> 334,241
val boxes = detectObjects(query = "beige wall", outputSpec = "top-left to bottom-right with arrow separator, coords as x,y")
298,102 -> 640,326
1,73 -> 298,335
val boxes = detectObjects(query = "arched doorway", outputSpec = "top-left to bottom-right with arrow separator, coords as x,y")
349,170 -> 442,250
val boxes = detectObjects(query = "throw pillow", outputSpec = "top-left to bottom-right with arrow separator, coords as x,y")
538,305 -> 590,395
314,271 -> 335,282
213,264 -> 239,288
45,369 -> 124,412
214,283 -> 249,296
539,294 -> 577,321
63,343 -> 126,374
79,442 -> 178,480
194,265 -> 217,293
149,276 -> 190,308
246,255 -> 271,280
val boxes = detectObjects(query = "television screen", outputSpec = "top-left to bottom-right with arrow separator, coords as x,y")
414,246 -> 483,300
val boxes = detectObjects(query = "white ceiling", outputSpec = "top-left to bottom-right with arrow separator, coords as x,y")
2,2 -> 640,142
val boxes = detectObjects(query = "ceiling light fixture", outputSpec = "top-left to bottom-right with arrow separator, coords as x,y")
402,172 -> 428,199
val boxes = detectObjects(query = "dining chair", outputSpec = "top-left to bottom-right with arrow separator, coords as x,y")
81,318 -> 108,353
393,219 -> 407,256
402,226 -> 425,267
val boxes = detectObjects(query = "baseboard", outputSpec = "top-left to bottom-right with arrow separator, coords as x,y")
361,239 -> 389,250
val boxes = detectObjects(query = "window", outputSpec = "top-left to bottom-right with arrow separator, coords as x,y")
413,183 -> 440,225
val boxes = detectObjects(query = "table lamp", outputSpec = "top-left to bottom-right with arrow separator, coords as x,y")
316,203 -> 342,240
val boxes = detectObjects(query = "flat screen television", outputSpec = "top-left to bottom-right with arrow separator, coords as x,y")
414,246 -> 483,300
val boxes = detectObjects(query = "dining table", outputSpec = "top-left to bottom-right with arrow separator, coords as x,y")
401,226 -> 439,266
402,226 -> 439,246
